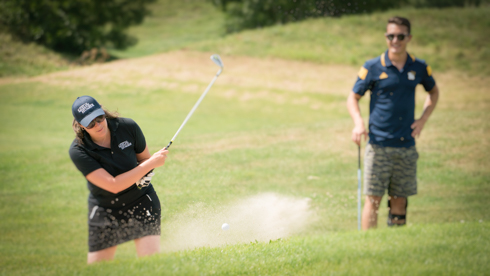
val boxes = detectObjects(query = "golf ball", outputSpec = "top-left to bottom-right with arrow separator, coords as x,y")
221,223 -> 230,231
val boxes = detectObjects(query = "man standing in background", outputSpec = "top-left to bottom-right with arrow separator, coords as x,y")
347,16 -> 439,230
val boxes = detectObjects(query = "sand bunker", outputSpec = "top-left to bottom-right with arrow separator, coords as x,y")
161,192 -> 312,252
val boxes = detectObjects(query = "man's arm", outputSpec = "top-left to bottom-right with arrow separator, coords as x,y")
411,85 -> 439,138
347,91 -> 368,145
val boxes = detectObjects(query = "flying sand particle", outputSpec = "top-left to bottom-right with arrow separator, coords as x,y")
160,192 -> 313,252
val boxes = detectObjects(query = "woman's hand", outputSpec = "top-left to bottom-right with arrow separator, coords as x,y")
86,147 -> 169,194
148,148 -> 169,168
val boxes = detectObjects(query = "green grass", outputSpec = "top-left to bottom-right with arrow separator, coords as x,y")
6,222 -> 486,275
0,55 -> 489,274
0,32 -> 73,77
107,0 -> 226,58
85,222 -> 490,275
0,0 -> 224,78
106,2 -> 490,76
1,1 -> 490,275
2,2 -> 489,78
188,6 -> 490,76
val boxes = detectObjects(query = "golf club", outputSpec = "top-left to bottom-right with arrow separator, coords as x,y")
358,144 -> 362,231
164,54 -> 224,150
138,54 -> 223,189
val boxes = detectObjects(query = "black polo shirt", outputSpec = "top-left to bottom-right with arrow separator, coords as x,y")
69,117 -> 154,207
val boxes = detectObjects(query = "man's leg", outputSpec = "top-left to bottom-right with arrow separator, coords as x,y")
362,195 -> 382,230
388,146 -> 418,226
387,195 -> 407,226
362,144 -> 390,230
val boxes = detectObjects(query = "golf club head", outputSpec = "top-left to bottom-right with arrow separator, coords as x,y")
210,54 -> 224,69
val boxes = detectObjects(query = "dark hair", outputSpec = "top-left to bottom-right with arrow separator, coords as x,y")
72,108 -> 119,145
388,16 -> 411,34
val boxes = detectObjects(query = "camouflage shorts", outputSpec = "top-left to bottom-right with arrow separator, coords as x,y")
363,143 -> 419,197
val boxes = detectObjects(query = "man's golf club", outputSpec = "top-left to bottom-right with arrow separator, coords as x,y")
164,54 -> 224,150
358,144 -> 362,231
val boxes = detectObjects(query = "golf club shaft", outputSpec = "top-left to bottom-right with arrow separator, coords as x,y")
164,69 -> 222,150
358,144 -> 361,231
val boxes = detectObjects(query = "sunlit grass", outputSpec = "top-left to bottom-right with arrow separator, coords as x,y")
107,0 -> 226,58
0,51 -> 489,274
2,3 -> 489,77
1,1 -> 489,275
0,32 -> 72,77
188,7 -> 490,76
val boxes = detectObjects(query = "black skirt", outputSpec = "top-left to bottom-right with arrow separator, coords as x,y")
87,189 -> 161,252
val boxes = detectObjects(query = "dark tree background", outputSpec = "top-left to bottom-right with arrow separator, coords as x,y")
0,0 -> 155,55
0,0 -> 482,54
210,0 -> 482,33
210,0 -> 401,33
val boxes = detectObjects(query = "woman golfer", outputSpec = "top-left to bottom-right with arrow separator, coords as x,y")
69,95 -> 168,264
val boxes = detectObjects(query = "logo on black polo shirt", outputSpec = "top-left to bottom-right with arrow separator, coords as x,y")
118,141 -> 132,150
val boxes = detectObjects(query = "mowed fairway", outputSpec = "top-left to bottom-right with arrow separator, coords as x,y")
0,48 -> 489,274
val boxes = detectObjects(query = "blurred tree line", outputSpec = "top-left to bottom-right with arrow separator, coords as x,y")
0,0 -> 483,55
210,0 -> 483,33
0,0 -> 155,56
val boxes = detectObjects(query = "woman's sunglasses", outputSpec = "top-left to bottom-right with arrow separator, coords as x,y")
385,33 -> 409,41
86,114 -> 106,129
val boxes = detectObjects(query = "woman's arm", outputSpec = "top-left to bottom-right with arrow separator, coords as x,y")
86,147 -> 168,194
136,145 -> 151,164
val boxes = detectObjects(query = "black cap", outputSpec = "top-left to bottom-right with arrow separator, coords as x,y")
72,96 -> 105,127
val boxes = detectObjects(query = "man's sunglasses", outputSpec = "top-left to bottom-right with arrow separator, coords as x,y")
86,114 -> 106,129
385,33 -> 409,41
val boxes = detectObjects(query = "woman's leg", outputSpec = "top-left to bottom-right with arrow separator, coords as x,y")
87,245 -> 117,264
134,235 -> 160,257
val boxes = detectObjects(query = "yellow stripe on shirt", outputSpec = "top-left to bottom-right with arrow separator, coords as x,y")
358,67 -> 368,80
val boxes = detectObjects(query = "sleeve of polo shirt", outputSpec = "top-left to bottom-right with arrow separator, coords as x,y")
421,63 -> 436,92
69,144 -> 102,176
128,119 -> 147,154
352,62 -> 372,96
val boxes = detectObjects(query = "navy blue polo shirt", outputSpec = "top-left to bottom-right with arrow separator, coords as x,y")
69,117 -> 154,207
352,50 -> 436,147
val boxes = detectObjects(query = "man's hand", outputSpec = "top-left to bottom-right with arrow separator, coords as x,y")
411,119 -> 426,138
412,85 -> 439,138
347,92 -> 367,146
136,171 -> 155,189
352,124 -> 368,146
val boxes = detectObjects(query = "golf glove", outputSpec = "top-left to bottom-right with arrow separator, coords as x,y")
136,171 -> 155,189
